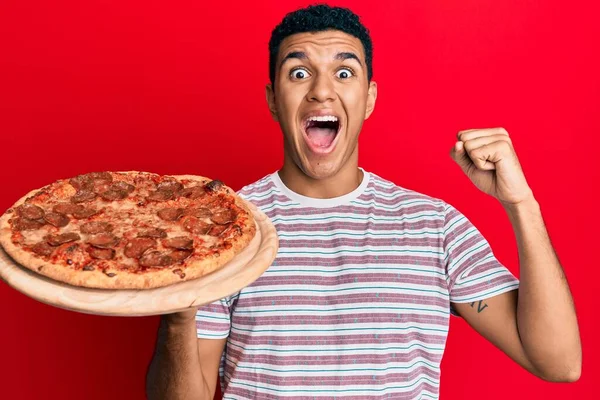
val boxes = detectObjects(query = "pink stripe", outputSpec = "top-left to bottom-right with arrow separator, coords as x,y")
250,273 -> 447,289
279,236 -> 441,248
224,382 -> 439,400
228,332 -> 448,346
226,365 -> 439,385
232,312 -> 447,327
273,255 -> 443,268
236,293 -> 449,308
273,220 -> 442,232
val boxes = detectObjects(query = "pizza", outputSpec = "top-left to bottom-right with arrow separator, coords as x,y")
0,171 -> 256,289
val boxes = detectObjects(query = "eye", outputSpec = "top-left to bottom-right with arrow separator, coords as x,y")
290,68 -> 310,80
336,68 -> 354,79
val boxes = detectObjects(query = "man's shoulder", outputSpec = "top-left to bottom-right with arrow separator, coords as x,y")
236,173 -> 278,201
366,171 -> 447,211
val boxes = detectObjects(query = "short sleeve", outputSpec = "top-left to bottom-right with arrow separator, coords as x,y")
443,203 -> 519,313
195,295 -> 234,339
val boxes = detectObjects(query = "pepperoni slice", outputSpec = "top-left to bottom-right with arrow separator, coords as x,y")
100,189 -> 128,201
17,204 -> 45,220
137,227 -> 167,238
110,181 -> 135,193
13,218 -> 45,231
170,250 -> 192,262
73,207 -> 99,219
157,180 -> 183,193
205,180 -> 224,192
124,237 -> 156,258
184,206 -> 212,218
182,216 -> 212,235
147,190 -> 174,202
43,212 -> 70,228
80,221 -> 113,234
158,207 -> 184,221
32,242 -> 55,256
211,209 -> 236,225
179,186 -> 205,199
87,246 -> 115,260
162,236 -> 193,250
53,203 -> 82,215
86,233 -> 119,248
69,175 -> 92,190
139,251 -> 174,267
46,232 -> 80,246
71,190 -> 96,203
208,224 -> 229,236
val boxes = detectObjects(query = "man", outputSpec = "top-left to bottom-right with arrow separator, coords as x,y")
146,5 -> 581,399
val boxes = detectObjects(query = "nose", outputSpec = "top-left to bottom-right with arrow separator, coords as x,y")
306,73 -> 336,103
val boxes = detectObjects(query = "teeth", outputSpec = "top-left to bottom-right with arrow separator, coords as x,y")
307,115 -> 338,122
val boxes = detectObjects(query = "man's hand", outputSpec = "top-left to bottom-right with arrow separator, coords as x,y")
450,127 -> 533,205
162,307 -> 198,326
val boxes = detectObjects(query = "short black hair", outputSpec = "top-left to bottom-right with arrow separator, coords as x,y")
269,4 -> 373,85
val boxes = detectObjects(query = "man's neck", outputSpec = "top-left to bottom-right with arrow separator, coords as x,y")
278,157 -> 364,200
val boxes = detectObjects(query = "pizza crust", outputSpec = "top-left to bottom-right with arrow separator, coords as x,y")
0,172 -> 256,289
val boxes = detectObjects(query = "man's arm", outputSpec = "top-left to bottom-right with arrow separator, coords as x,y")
146,309 -> 226,400
453,197 -> 581,382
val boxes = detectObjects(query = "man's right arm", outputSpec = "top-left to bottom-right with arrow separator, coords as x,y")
146,309 -> 227,400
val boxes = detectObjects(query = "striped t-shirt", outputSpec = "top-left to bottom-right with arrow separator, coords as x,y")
196,169 -> 519,399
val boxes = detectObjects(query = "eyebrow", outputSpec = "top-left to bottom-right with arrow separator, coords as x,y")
279,51 -> 363,69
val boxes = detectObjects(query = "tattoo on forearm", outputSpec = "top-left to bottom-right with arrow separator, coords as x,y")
469,301 -> 489,313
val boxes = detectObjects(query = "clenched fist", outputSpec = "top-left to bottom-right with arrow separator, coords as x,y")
450,127 -> 534,205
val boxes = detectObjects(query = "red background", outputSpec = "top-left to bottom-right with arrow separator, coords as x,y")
0,1 -> 598,399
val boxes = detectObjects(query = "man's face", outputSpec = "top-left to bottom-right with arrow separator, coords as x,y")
267,30 -> 377,180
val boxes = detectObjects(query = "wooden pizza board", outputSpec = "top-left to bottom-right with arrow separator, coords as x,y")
0,202 -> 278,316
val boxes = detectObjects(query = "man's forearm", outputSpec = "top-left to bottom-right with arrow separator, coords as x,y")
146,317 -> 209,400
504,196 -> 582,381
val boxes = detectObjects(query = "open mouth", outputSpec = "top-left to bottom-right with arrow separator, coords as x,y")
303,115 -> 341,150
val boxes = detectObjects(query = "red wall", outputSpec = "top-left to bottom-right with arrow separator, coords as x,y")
0,1 -> 597,399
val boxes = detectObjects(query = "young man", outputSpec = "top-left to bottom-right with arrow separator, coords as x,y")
147,5 -> 581,399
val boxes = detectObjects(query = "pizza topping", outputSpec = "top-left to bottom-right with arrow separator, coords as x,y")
172,268 -> 186,278
53,203 -> 82,215
158,207 -> 184,221
100,189 -> 129,201
184,206 -> 212,218
170,250 -> 193,263
17,204 -> 45,220
13,218 -> 45,231
80,221 -> 114,234
208,224 -> 229,236
43,212 -> 70,228
32,242 -> 55,256
87,246 -> 115,260
139,251 -> 174,267
82,265 -> 95,271
162,236 -> 193,250
157,180 -> 184,193
88,172 -> 113,182
182,216 -> 212,235
147,190 -> 174,202
137,227 -> 167,238
124,237 -> 156,258
179,186 -> 205,199
73,206 -> 99,219
46,232 -> 81,246
71,190 -> 97,203
205,179 -> 224,192
110,181 -> 135,193
211,209 -> 236,225
87,233 -> 119,248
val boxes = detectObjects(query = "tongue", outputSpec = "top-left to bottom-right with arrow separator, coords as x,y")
306,127 -> 336,148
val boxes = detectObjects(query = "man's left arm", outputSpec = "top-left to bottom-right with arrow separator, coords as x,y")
450,128 -> 582,382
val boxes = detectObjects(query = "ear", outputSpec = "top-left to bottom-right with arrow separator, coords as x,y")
265,84 -> 279,122
365,81 -> 378,120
